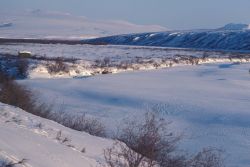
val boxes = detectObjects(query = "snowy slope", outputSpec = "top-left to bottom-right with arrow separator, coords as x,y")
86,25 -> 250,51
0,103 -> 114,167
0,10 -> 167,39
20,63 -> 250,167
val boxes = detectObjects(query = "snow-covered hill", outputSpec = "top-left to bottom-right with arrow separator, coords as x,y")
86,24 -> 250,51
0,103 -> 113,167
219,23 -> 250,30
0,10 -> 167,39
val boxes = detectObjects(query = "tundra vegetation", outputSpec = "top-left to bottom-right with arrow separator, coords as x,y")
104,112 -> 225,167
0,53 -> 226,167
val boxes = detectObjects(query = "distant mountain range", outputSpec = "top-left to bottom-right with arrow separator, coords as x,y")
1,10 -> 249,51
86,23 -> 250,51
0,10 -> 167,39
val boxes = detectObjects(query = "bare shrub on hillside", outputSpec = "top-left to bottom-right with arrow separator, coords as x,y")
102,69 -> 111,74
189,148 -> 225,167
188,57 -> 199,65
104,112 -> 225,167
173,58 -> 180,64
0,81 -> 105,136
0,67 -> 51,119
33,55 -> 78,63
0,158 -> 13,167
50,112 -> 106,137
81,147 -> 86,153
0,68 -> 106,137
0,79 -> 34,111
104,112 -> 184,167
94,57 -> 112,68
103,57 -> 111,67
202,52 -> 210,60
16,57 -> 29,79
104,141 -> 149,167
118,60 -> 131,70
47,57 -> 69,74
0,55 -> 29,79
0,76 -> 52,119
0,68 -> 9,83
0,157 -> 27,167
94,59 -> 102,67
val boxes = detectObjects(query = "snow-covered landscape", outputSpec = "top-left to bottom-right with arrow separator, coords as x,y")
1,2 -> 250,166
1,42 -> 250,166
1,56 -> 250,166
19,62 -> 250,167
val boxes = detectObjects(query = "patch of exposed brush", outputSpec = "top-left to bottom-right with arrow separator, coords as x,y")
0,68 -> 106,137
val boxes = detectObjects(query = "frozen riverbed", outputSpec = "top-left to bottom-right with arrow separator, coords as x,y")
20,62 -> 250,167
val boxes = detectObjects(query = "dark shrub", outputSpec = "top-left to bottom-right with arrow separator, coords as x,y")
104,112 -> 225,167
47,57 -> 69,74
16,58 -> 29,79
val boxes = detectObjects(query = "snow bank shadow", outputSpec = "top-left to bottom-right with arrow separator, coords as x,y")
198,69 -> 218,77
198,63 -> 240,77
189,112 -> 250,128
218,62 -> 240,69
77,90 -> 144,108
151,101 -> 250,129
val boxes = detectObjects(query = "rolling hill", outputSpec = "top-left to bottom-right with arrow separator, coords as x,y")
86,24 -> 250,51
0,10 -> 167,39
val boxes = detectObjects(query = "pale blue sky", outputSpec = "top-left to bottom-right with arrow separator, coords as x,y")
1,0 -> 250,29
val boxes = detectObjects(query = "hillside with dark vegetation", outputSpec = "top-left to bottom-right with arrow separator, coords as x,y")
85,28 -> 250,51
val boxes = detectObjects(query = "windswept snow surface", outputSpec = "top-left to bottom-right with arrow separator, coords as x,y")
0,10 -> 167,39
0,103 -> 113,167
19,63 -> 250,167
